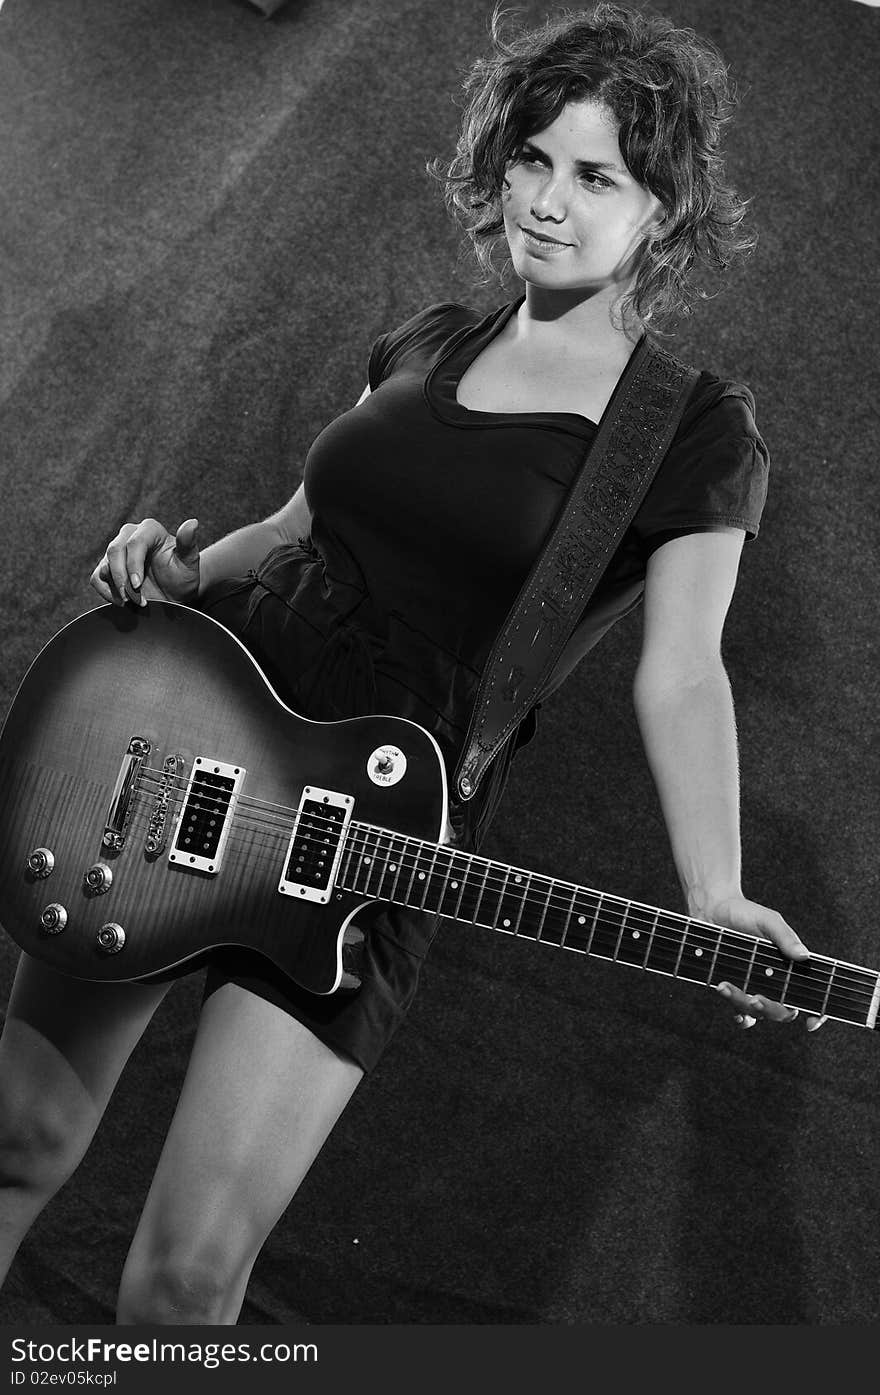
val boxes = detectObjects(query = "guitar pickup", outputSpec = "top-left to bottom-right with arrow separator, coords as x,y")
168,757 -> 245,875
278,787 -> 353,904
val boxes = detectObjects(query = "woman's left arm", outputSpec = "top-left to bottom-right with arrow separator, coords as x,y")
633,528 -> 825,1031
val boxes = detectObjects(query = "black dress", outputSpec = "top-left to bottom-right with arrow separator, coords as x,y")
200,299 -> 770,1071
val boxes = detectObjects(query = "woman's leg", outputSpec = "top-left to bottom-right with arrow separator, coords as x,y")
116,981 -> 364,1324
0,952 -> 172,1284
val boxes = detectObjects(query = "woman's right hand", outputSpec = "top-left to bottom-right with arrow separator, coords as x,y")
90,517 -> 201,606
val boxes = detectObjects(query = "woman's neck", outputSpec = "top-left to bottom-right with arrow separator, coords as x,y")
516,283 -> 642,360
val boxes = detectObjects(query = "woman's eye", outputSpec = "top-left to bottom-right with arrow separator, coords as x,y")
580,170 -> 611,189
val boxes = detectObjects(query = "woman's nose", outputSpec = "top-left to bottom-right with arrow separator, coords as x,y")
530,175 -> 568,223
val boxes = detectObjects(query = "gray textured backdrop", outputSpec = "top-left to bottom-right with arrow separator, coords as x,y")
0,0 -> 878,1324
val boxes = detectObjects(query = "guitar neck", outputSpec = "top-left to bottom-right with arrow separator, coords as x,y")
337,823 -> 880,1030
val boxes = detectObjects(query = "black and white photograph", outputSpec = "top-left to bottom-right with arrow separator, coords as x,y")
0,0 -> 877,1356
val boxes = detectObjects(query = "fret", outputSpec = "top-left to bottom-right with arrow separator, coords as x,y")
819,962 -> 834,1017
822,960 -> 877,1026
588,896 -> 628,960
557,890 -> 599,952
377,831 -> 411,904
511,871 -> 532,936
337,824 -> 358,892
752,947 -> 831,1017
413,842 -> 440,910
557,883 -> 581,949
534,877 -> 555,943
450,854 -> 486,924
469,859 -> 493,926
615,904 -> 654,967
516,873 -> 548,941
434,850 -> 469,919
538,881 -> 576,947
643,910 -> 688,976
367,829 -> 396,899
675,921 -> 722,986
491,865 -> 516,934
709,928 -> 758,992
420,844 -> 457,916
493,859 -> 527,937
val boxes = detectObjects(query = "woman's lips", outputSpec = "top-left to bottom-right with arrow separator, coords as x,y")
520,226 -> 573,253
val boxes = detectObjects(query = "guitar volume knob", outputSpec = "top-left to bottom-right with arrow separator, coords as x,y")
40,903 -> 67,934
96,923 -> 125,955
27,848 -> 55,879
84,862 -> 113,894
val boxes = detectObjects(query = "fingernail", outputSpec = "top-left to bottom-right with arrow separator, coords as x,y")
130,573 -> 140,588
715,983 -> 732,997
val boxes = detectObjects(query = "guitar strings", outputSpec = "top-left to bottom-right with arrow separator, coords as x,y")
123,784 -> 877,1013
133,768 -> 862,975
129,775 -> 876,1003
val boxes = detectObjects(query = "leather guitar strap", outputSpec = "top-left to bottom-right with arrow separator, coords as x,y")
454,334 -> 700,802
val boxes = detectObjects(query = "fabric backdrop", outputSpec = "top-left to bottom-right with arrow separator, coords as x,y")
0,0 -> 878,1325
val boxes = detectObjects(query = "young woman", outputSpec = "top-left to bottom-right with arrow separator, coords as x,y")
0,3 -> 825,1324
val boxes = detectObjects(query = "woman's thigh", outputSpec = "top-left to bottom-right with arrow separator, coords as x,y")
124,981 -> 363,1276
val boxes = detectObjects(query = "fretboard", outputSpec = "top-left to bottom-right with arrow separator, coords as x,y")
337,822 -> 879,1029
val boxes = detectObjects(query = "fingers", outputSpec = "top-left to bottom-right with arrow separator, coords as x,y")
758,909 -> 810,962
89,518 -> 170,607
174,517 -> 200,564
716,983 -> 827,1032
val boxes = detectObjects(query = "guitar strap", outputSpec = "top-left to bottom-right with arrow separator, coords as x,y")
454,334 -> 700,802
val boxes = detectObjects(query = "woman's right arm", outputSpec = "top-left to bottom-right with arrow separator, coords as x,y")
198,484 -> 313,595
90,483 -> 313,607
91,381 -> 370,607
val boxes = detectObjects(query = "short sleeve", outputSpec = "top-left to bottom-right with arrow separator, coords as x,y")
368,302 -> 476,390
633,376 -> 770,548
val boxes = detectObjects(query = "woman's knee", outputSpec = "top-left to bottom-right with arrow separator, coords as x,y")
117,1235 -> 251,1325
0,1071 -> 97,1197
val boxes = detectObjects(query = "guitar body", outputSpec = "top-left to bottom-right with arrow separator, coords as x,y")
0,603 -> 448,993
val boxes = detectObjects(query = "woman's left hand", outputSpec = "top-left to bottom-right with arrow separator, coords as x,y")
705,893 -> 828,1032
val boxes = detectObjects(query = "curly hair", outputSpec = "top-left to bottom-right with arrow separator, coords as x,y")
433,3 -> 756,330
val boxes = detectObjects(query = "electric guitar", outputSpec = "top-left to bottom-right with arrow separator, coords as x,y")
0,602 -> 876,1031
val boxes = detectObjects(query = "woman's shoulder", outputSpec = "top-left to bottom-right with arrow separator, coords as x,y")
368,301 -> 483,387
676,368 -> 762,445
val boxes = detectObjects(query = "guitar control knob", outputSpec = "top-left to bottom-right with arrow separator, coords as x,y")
26,848 -> 55,879
84,862 -> 113,894
96,923 -> 125,955
40,903 -> 68,934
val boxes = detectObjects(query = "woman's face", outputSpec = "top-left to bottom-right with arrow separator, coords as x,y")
502,99 -> 662,300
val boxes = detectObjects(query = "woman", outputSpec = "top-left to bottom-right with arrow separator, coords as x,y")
0,3 -> 824,1324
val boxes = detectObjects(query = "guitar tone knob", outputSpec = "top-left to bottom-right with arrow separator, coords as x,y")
84,862 -> 113,894
40,903 -> 68,934
26,847 -> 54,879
96,923 -> 125,955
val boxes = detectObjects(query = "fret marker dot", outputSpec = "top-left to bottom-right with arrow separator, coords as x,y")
451,881 -> 458,889
578,916 -> 586,925
632,930 -> 640,939
694,947 -> 703,957
362,856 -> 371,865
765,968 -> 774,977
390,864 -> 397,872
503,918 -> 511,927
418,872 -> 426,880
514,875 -> 522,883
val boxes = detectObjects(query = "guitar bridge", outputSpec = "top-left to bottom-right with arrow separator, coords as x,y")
168,757 -> 245,874
279,787 -> 353,904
